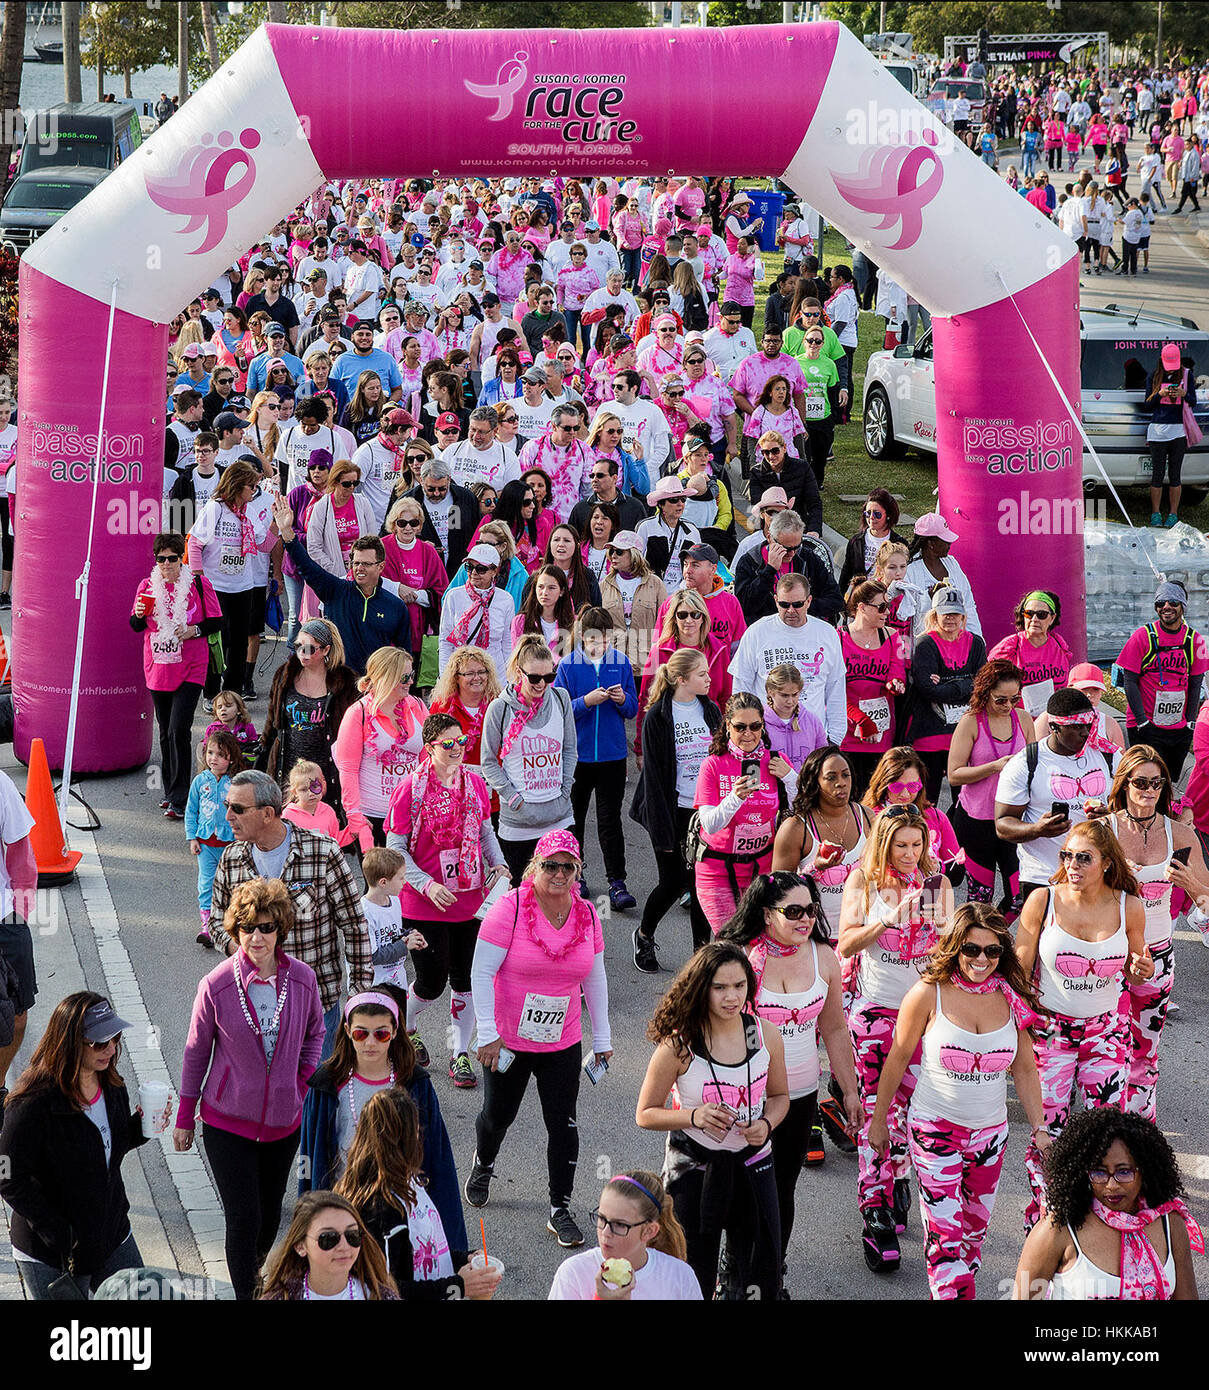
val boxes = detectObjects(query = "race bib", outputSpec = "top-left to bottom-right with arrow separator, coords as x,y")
858,696 -> 891,739
940,703 -> 968,726
438,848 -> 462,887
733,821 -> 772,856
220,548 -> 246,572
1022,679 -> 1054,718
1153,689 -> 1186,728
517,991 -> 570,1045
150,630 -> 183,665
801,390 -> 827,419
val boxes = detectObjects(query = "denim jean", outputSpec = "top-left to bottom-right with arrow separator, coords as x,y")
17,1230 -> 143,1299
283,571 -> 305,646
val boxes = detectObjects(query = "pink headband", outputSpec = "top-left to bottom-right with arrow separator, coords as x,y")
534,829 -> 582,861
344,991 -> 399,1022
1049,712 -> 1095,726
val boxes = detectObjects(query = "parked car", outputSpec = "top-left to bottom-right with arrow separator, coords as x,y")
15,101 -> 141,179
862,305 -> 1209,493
0,166 -> 108,251
925,77 -> 986,126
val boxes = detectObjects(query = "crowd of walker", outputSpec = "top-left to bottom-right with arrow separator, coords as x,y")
1,56 -> 1209,1303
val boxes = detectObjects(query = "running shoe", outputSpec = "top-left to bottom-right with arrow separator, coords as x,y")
164,807 -> 185,820
633,927 -> 660,974
1151,512 -> 1164,527
196,928 -> 213,949
0,592 -> 10,610
547,1207 -> 585,1247
464,1152 -> 493,1208
818,1096 -> 858,1153
1165,514 -> 1179,528
862,1206 -> 901,1272
805,1120 -> 826,1166
609,879 -> 637,911
408,1032 -> 431,1068
449,1053 -> 477,1088
892,1177 -> 912,1234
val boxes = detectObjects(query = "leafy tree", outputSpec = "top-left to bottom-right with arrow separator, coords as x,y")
335,1 -> 652,28
821,3 -> 913,38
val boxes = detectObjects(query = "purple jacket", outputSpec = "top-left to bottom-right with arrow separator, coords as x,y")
765,705 -> 828,770
176,948 -> 325,1142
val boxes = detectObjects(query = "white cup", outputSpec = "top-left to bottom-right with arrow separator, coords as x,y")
140,1081 -> 171,1138
469,1252 -> 505,1277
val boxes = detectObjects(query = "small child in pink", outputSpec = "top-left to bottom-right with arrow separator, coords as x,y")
280,759 -> 341,841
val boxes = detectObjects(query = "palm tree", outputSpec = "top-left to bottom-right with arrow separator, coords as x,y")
200,1 -> 220,76
0,1 -> 26,189
178,0 -> 189,105
63,1 -> 83,104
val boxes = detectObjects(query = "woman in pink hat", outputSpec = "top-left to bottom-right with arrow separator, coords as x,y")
904,513 -> 982,638
1146,342 -> 1198,528
464,830 -> 612,1252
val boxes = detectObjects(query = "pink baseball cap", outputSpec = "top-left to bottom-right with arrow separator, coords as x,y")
914,512 -> 959,543
1068,662 -> 1105,690
1161,343 -> 1183,370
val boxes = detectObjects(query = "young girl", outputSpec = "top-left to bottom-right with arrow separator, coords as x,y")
186,730 -> 245,948
205,690 -> 259,761
763,663 -> 827,785
281,759 -> 341,841
873,540 -> 928,662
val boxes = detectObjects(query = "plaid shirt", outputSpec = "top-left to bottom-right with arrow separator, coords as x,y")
211,825 -> 372,1011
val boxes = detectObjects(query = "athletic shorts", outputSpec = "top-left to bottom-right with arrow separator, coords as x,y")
0,912 -> 37,1013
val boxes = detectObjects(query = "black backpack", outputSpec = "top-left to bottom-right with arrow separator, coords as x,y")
683,288 -> 709,332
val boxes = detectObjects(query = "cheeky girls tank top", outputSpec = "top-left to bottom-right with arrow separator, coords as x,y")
909,983 -> 1017,1129
754,943 -> 828,1100
958,709 -> 1026,821
800,807 -> 866,945
1111,813 -> 1175,948
672,1017 -> 770,1154
857,884 -> 937,1010
1049,1217 -> 1174,1301
1036,890 -> 1129,1019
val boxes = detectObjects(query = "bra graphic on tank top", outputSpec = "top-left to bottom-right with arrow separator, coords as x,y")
1049,1217 -> 1174,1301
1036,890 -> 1128,1018
672,1016 -> 770,1154
801,807 -> 867,942
910,983 -> 1017,1129
755,942 -> 827,1100
1111,813 -> 1175,947
857,884 -> 936,1010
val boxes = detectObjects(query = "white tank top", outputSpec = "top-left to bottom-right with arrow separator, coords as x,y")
909,984 -> 1017,1129
800,809 -> 866,945
1036,890 -> 1129,1019
1112,813 -> 1175,947
672,1018 -> 770,1154
1049,1217 -> 1174,1300
754,943 -> 827,1100
857,884 -> 936,1010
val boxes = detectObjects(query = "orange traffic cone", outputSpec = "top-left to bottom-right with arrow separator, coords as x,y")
26,738 -> 82,886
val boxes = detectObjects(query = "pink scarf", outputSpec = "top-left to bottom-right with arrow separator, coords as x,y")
746,931 -> 801,993
949,970 -> 1044,1030
498,684 -> 545,762
1092,1198 -> 1203,1299
409,763 -> 485,890
450,584 -> 493,649
231,501 -> 258,557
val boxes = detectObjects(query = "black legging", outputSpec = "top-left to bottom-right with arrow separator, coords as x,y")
1150,437 -> 1188,489
151,681 -> 204,812
571,757 -> 628,882
771,1091 -> 817,1258
1047,145 -> 1061,170
639,805 -> 710,949
411,917 -> 479,998
845,750 -> 881,803
499,834 -> 541,882
0,496 -> 12,574
916,747 -> 950,808
950,800 -> 1020,914
738,305 -> 754,329
203,1123 -> 300,1301
210,586 -> 254,697
805,420 -> 834,492
474,1040 -> 581,1207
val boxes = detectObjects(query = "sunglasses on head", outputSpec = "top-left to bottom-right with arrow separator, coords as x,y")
349,1026 -> 394,1043
885,804 -> 924,821
314,1227 -> 363,1252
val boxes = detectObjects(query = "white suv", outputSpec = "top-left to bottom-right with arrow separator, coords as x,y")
861,306 -> 1209,492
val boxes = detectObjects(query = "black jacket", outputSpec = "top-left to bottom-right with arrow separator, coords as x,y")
733,542 -> 842,626
630,691 -> 722,853
406,480 -> 479,577
357,1192 -> 468,1302
837,527 -> 909,595
748,457 -> 822,536
0,1079 -> 148,1275
907,631 -> 988,742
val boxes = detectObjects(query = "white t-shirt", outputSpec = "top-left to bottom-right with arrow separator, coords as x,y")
343,261 -> 385,320
548,1247 -> 703,1300
609,398 -> 671,476
190,495 -> 270,593
729,614 -> 846,745
0,770 -> 35,919
513,395 -> 556,444
996,740 -> 1117,885
442,440 -> 520,492
671,698 -> 713,809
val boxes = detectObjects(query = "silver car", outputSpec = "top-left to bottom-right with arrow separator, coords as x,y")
862,305 -> 1209,494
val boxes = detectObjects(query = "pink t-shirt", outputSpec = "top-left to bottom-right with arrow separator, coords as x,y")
282,801 -> 341,840
695,749 -> 780,856
987,630 -> 1072,694
332,495 -> 361,563
386,770 -> 492,922
557,264 -> 601,312
136,575 -> 220,693
723,253 -> 756,307
1117,622 -> 1209,729
840,629 -> 906,756
731,352 -> 808,405
478,889 -> 604,1052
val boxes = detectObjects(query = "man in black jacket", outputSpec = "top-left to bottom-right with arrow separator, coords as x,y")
567,457 -> 649,535
733,508 -> 842,625
406,456 -> 478,578
747,432 -> 822,536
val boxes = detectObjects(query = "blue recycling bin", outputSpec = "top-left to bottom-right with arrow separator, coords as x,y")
741,190 -> 785,252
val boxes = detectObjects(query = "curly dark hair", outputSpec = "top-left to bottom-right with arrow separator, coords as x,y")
788,745 -> 852,820
647,942 -> 757,1061
718,871 -> 829,947
1042,1108 -> 1186,1229
969,659 -> 1025,715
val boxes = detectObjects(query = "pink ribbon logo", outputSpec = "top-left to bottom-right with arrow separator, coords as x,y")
144,128 -> 260,256
463,50 -> 529,121
831,129 -> 944,252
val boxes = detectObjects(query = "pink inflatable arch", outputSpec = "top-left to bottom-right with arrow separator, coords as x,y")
16,21 -> 1080,771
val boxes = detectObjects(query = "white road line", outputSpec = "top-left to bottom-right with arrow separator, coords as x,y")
1173,1153 -> 1209,1183
1174,930 -> 1205,943
75,829 -> 233,1296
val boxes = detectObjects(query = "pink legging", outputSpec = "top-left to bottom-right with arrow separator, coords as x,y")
696,851 -> 773,934
1124,940 -> 1174,1122
850,996 -> 921,1212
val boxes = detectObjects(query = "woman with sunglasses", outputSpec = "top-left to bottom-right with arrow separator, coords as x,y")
174,880 -> 325,1300
1107,745 -> 1209,1121
988,590 -> 1074,721
478,477 -> 552,576
381,495 -> 448,656
637,940 -> 787,1299
680,343 -> 739,469
864,745 -> 964,886
479,350 -> 523,407
721,873 -> 861,1276
1014,1107 -> 1199,1301
493,402 -> 523,461
259,1191 -> 398,1300
870,902 -> 1049,1299
838,490 -> 908,595
838,804 -> 954,1271
481,636 -> 578,880
676,434 -> 735,557
948,660 -> 1034,918
1014,819 -> 1152,1228
300,984 -> 465,1238
0,993 -> 168,1299
304,459 -> 374,579
584,412 -> 645,503
465,830 -> 611,1251
840,579 -> 908,798
241,390 -> 283,476
428,646 -> 503,787
386,714 -> 509,1085
447,521 -> 529,621
334,647 -> 427,853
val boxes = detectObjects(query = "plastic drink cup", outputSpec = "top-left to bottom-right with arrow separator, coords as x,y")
140,1081 -> 171,1138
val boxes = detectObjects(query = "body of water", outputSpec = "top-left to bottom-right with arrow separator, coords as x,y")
19,54 -> 180,112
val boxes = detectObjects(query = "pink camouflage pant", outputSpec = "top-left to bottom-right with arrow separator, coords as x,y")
1024,1001 -> 1130,1228
850,997 -> 922,1212
1124,940 -> 1174,1122
907,1114 -> 1009,1300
